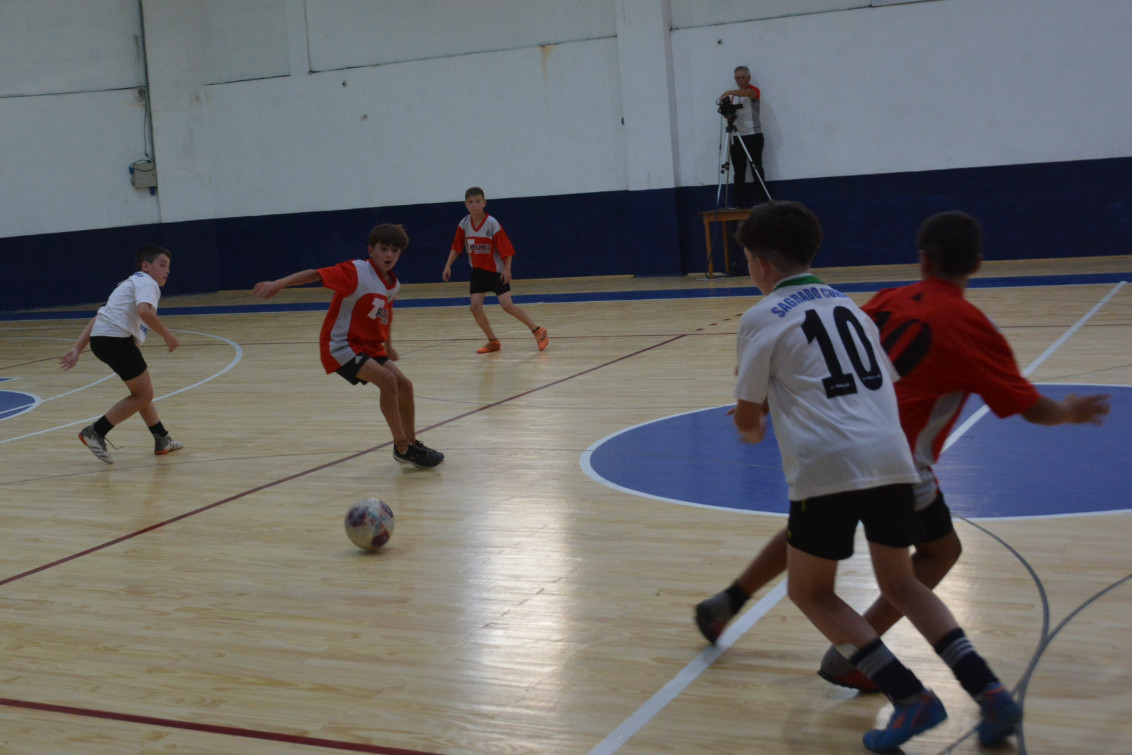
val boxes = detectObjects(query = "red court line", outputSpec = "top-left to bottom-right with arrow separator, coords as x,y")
0,334 -> 686,750
0,696 -> 438,754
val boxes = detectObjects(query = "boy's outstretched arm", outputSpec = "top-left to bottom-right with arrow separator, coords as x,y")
253,269 -> 322,299
59,316 -> 97,371
1022,393 -> 1110,426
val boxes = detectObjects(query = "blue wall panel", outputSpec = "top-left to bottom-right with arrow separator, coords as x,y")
3,157 -> 1128,313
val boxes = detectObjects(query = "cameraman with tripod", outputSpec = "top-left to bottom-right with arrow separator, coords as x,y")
718,66 -> 770,208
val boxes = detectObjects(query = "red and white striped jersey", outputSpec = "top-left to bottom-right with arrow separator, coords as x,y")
316,258 -> 399,373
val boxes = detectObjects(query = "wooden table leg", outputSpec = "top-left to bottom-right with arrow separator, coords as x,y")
703,217 -> 714,278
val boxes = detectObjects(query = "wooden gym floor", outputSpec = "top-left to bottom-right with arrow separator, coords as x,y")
0,256 -> 1129,754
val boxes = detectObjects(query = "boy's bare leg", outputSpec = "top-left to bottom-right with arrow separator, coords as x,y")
736,527 -> 788,595
498,291 -> 538,331
384,360 -> 417,444
139,402 -> 160,426
786,545 -> 882,648
357,360 -> 409,451
469,293 -> 497,340
867,541 -> 958,646
861,531 -> 961,634
105,370 -> 156,426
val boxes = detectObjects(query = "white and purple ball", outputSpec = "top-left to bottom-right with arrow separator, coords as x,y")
344,498 -> 395,550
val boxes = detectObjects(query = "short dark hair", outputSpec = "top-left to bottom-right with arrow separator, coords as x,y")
465,186 -> 485,200
916,211 -> 982,276
368,223 -> 409,250
736,201 -> 823,270
734,65 -> 750,75
135,244 -> 171,270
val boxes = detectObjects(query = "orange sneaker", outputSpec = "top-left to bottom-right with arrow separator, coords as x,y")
534,327 -> 549,351
476,339 -> 501,354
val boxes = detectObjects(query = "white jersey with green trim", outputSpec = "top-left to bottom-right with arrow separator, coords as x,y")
735,274 -> 917,501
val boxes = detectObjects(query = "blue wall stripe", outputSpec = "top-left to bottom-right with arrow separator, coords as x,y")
2,157 -> 1128,313
1,272 -> 1124,322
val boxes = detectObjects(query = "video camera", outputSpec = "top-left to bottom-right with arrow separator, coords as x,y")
717,97 -> 743,118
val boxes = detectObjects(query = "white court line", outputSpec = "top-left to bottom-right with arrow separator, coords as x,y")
589,280 -> 1125,753
588,582 -> 788,755
0,329 -> 243,445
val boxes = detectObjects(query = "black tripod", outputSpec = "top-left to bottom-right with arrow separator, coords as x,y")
715,117 -> 771,211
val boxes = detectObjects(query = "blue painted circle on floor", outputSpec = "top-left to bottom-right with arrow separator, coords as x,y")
0,388 -> 39,421
583,384 -> 1128,519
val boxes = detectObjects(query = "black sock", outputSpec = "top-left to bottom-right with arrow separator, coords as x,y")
531,325 -> 540,333
93,416 -> 114,437
724,581 -> 750,613
148,421 -> 168,438
933,628 -> 998,698
851,639 -> 923,703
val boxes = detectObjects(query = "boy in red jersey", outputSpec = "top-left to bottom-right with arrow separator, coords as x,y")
694,211 -> 1108,747
442,187 -> 548,354
253,223 -> 444,469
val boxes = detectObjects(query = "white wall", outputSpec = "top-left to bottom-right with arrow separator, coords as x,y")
672,0 -> 1132,184
1,0 -> 1130,240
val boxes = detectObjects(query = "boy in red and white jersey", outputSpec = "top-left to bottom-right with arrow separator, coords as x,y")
442,187 -> 548,354
253,223 -> 443,469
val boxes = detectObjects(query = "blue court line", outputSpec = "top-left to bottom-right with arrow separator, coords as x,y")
1,272 -> 1126,322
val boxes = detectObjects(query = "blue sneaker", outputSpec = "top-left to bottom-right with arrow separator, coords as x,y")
977,683 -> 1023,746
863,689 -> 947,753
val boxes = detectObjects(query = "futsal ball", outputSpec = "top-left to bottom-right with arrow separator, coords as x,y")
344,498 -> 395,550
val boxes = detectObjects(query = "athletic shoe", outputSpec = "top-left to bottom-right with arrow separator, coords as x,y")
394,440 -> 444,469
977,682 -> 1023,746
694,591 -> 734,644
534,327 -> 549,351
411,439 -> 444,464
154,435 -> 184,455
477,340 -> 501,354
78,425 -> 113,464
818,644 -> 880,693
863,689 -> 947,753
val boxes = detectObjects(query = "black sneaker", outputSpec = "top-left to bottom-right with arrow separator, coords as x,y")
393,439 -> 444,469
694,591 -> 734,644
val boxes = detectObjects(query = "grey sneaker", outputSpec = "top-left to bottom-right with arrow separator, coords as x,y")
694,591 -> 735,644
818,644 -> 880,693
393,439 -> 444,469
79,425 -> 113,464
154,435 -> 184,455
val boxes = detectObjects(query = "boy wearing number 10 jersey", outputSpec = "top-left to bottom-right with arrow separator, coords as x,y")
723,201 -> 1020,753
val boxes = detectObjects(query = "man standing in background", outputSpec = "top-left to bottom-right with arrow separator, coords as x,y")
720,65 -> 769,208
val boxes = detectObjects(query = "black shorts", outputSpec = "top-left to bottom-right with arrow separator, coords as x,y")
334,353 -> 389,385
469,267 -> 511,296
917,492 -> 955,543
787,483 -> 924,561
90,335 -> 148,382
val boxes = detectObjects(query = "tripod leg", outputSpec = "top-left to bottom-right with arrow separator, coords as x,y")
736,133 -> 771,203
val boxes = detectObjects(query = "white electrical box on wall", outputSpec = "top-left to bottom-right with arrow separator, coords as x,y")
129,159 -> 157,189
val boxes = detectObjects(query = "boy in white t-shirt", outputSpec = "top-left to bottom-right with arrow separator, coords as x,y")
723,201 -> 1020,752
60,245 -> 183,463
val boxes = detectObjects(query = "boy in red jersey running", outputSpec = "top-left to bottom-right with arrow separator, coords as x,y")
253,223 -> 443,469
694,211 -> 1108,747
442,187 -> 548,354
